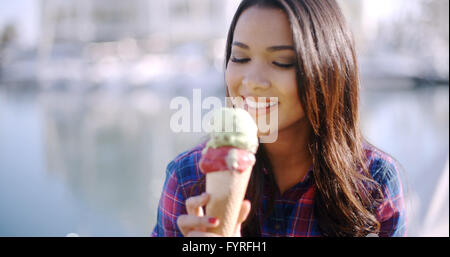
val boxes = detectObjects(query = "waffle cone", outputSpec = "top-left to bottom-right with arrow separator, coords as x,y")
205,166 -> 253,237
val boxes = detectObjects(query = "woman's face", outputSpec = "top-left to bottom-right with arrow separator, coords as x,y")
225,6 -> 305,135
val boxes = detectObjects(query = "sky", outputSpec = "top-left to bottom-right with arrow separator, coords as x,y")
0,0 -> 412,49
0,0 -> 39,47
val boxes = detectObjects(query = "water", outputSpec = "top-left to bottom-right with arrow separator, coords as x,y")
0,83 -> 448,236
0,86 -> 199,236
360,85 -> 449,236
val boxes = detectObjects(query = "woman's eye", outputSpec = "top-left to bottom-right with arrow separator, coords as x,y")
273,62 -> 294,68
230,57 -> 294,68
230,57 -> 250,63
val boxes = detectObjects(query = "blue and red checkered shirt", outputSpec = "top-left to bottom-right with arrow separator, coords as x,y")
152,142 -> 406,237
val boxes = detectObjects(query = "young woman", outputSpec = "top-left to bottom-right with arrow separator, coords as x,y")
152,0 -> 406,237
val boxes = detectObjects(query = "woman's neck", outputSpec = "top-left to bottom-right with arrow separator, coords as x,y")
262,119 -> 312,193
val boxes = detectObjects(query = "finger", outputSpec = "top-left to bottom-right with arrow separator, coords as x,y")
237,200 -> 251,224
186,230 -> 221,237
177,215 -> 220,236
185,193 -> 209,216
234,200 -> 251,236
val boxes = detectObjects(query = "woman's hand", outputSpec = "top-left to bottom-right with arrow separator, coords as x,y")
177,192 -> 251,237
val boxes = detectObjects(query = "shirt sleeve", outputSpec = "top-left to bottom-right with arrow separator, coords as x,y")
371,158 -> 407,237
152,160 -> 188,237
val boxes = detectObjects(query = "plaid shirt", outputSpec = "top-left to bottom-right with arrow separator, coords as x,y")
152,142 -> 406,237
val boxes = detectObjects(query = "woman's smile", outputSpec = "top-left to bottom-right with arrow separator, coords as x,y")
242,96 -> 279,116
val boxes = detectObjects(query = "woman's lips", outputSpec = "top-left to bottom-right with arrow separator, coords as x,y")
242,96 -> 279,111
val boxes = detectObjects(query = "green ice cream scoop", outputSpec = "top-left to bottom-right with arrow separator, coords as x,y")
203,107 -> 259,154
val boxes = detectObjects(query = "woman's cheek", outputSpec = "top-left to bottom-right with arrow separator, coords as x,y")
225,65 -> 240,96
275,70 -> 297,94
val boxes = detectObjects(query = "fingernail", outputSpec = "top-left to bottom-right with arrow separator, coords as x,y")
208,217 -> 217,224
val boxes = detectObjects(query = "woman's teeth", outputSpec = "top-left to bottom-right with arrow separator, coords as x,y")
245,98 -> 278,109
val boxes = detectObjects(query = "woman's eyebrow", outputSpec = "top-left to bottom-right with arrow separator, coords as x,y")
232,41 -> 294,52
266,45 -> 294,52
232,41 -> 249,49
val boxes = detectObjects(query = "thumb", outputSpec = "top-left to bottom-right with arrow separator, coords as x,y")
234,200 -> 251,236
238,200 -> 251,224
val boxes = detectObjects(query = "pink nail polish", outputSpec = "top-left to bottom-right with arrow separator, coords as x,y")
208,217 -> 217,224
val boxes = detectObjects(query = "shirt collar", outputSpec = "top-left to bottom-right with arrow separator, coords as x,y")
262,165 -> 314,186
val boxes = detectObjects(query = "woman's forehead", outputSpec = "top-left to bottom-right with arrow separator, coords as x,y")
233,6 -> 294,48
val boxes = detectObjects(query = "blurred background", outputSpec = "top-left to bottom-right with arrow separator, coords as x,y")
0,0 -> 448,237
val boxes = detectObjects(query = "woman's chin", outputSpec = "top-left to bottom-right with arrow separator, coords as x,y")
257,127 -> 280,144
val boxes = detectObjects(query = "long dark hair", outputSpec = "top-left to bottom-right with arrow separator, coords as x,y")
194,0 -> 384,237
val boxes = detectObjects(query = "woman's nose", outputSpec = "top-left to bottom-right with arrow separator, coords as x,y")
242,74 -> 270,91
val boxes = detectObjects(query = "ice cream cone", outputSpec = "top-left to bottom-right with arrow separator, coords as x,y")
199,107 -> 259,237
205,165 -> 253,236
